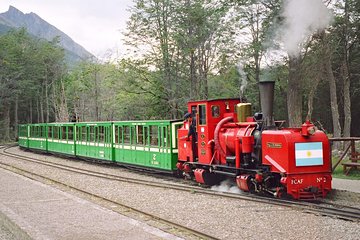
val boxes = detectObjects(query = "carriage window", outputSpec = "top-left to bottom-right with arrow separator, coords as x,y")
68,126 -> 74,140
118,127 -> 123,144
98,126 -> 104,142
119,127 -> 123,143
89,126 -> 95,142
105,127 -> 110,143
131,127 -> 136,145
211,105 -> 220,118
137,126 -> 144,145
199,105 -> 207,125
150,126 -> 158,146
53,127 -> 59,139
48,126 -> 53,138
123,126 -> 130,144
115,127 -> 119,144
143,127 -> 149,145
81,126 -> 86,141
62,126 -> 67,140
51,127 -> 55,139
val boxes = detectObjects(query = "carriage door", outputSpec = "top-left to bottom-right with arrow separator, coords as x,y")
130,126 -> 137,162
142,126 -> 150,166
159,125 -> 169,169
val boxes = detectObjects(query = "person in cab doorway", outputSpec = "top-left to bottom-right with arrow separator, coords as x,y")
182,112 -> 198,161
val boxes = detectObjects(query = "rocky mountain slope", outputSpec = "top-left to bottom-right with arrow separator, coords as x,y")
0,6 -> 93,62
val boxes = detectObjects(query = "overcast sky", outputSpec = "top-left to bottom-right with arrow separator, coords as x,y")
0,0 -> 134,57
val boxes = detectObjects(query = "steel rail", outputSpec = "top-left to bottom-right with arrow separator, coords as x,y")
0,160 -> 219,240
2,145 -> 360,222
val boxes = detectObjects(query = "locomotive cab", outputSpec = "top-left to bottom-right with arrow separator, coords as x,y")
178,99 -> 241,164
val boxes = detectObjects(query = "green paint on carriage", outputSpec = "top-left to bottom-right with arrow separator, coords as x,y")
18,120 -> 182,172
47,123 -> 76,155
75,122 -> 113,161
113,120 -> 182,171
27,124 -> 47,151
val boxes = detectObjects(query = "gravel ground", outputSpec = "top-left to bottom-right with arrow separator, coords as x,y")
324,189 -> 360,208
1,147 -> 359,240
0,210 -> 31,240
0,225 -> 16,240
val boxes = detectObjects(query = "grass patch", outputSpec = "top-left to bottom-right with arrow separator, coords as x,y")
332,156 -> 360,180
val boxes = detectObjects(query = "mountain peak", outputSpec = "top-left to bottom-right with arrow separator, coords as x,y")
8,5 -> 23,15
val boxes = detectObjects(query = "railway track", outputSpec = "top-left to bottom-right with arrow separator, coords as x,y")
1,145 -> 360,223
0,144 -> 219,240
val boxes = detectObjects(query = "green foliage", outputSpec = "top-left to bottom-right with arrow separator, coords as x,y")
2,0 -> 360,143
208,66 -> 242,99
332,156 -> 360,180
0,28 -> 66,140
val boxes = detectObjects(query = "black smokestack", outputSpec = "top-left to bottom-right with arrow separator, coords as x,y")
259,80 -> 275,127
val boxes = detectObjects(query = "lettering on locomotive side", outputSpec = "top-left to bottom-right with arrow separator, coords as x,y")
266,142 -> 282,148
291,178 -> 303,185
316,177 -> 326,183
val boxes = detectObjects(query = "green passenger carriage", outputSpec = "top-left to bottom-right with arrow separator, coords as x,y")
28,123 -> 47,151
113,120 -> 182,171
47,123 -> 76,155
18,120 -> 183,172
75,122 -> 113,161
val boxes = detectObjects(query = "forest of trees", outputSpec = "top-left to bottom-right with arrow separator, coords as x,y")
0,0 -> 359,142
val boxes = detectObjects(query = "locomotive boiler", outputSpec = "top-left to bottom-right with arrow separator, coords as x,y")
177,80 -> 332,200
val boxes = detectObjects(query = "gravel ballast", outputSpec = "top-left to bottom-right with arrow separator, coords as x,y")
1,147 -> 359,239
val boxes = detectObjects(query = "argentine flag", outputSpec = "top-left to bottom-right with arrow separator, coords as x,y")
295,142 -> 323,166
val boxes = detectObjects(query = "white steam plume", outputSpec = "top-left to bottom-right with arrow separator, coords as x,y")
237,61 -> 247,100
211,179 -> 242,194
278,0 -> 333,57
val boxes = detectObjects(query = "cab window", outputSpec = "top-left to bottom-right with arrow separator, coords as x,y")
199,104 -> 206,125
211,105 -> 220,118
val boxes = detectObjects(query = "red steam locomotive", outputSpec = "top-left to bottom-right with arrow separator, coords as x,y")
176,81 -> 332,200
